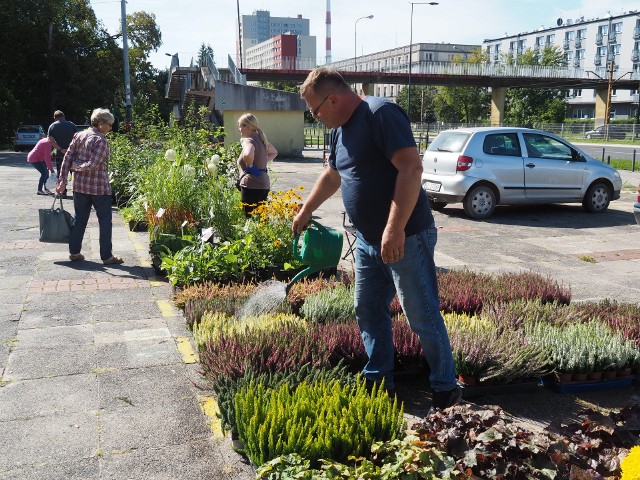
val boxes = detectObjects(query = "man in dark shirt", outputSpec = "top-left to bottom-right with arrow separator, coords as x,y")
293,67 -> 461,410
47,110 -> 77,197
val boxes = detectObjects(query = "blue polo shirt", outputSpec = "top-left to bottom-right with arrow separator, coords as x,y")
329,96 -> 433,245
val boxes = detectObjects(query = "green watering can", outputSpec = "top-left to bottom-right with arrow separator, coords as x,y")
285,220 -> 344,293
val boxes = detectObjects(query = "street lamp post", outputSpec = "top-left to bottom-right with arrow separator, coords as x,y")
408,2 -> 438,121
354,15 -> 374,73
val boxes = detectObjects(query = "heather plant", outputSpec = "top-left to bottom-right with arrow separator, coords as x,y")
198,318 -> 331,382
482,298 -> 588,331
234,377 -> 405,467
437,269 -> 571,315
193,312 -> 305,351
526,320 -> 640,374
316,321 -> 367,371
445,314 -> 497,378
286,276 -> 346,314
392,315 -> 425,368
299,283 -> 355,323
175,282 -> 258,328
572,300 -> 640,348
210,363 -> 356,432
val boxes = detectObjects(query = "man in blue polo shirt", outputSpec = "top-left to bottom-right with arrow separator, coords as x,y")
47,110 -> 77,197
294,67 -> 461,410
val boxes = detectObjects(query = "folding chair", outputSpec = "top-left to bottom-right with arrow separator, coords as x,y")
341,211 -> 357,261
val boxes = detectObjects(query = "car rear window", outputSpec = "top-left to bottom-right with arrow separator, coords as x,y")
17,126 -> 41,133
427,132 -> 470,153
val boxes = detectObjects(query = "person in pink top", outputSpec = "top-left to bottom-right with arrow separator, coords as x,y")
27,138 -> 55,195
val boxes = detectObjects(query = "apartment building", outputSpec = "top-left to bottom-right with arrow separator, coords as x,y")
329,43 -> 480,101
484,10 -> 640,120
238,10 -> 311,67
245,34 -> 316,70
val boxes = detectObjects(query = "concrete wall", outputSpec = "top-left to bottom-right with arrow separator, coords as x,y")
214,81 -> 307,157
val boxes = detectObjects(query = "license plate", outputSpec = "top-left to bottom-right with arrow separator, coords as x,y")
24,135 -> 35,138
423,181 -> 441,192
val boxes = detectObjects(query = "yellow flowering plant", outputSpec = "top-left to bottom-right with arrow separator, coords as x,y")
622,446 -> 640,480
243,187 -> 305,271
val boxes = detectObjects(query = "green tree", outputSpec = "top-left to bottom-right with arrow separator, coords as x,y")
504,46 -> 568,125
396,85 -> 438,122
198,43 -> 215,66
432,49 -> 490,124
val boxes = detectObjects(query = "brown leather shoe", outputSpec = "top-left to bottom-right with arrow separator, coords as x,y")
69,253 -> 85,261
103,256 -> 124,265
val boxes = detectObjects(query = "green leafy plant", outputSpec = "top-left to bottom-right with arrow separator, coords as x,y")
234,377 -> 406,467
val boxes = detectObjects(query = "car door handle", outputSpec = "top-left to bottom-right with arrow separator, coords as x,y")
525,163 -> 536,168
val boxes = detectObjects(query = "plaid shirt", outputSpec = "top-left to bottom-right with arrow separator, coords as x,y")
58,127 -> 112,196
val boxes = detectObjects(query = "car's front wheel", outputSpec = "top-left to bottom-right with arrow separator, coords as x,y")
463,185 -> 496,219
585,134 -> 592,139
582,182 -> 611,213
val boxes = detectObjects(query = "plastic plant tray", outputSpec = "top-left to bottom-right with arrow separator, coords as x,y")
459,379 -> 542,398
544,375 -> 634,394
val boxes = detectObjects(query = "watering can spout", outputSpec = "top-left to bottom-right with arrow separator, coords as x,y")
287,220 -> 343,292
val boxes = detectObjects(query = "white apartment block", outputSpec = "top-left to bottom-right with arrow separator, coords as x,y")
329,43 -> 480,101
484,10 -> 640,120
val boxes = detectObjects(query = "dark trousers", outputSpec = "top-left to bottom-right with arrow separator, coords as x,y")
240,187 -> 269,217
69,192 -> 113,260
31,161 -> 49,191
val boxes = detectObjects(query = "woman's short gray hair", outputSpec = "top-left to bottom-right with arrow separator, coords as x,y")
90,108 -> 114,127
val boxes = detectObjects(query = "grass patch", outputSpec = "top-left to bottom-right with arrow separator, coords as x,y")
579,255 -> 596,263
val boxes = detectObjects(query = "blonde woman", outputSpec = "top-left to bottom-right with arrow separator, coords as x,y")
236,113 -> 277,216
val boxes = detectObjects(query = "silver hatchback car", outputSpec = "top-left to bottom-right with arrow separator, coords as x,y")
422,127 -> 622,219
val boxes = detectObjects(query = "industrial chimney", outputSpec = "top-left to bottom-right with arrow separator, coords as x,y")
325,0 -> 332,64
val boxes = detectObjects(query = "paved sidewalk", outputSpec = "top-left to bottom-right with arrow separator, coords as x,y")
0,152 -> 254,479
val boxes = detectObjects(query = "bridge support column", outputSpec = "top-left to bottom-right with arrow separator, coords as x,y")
359,83 -> 375,96
594,88 -> 607,127
490,87 -> 506,126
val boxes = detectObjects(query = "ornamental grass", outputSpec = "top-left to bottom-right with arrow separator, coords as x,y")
234,377 -> 405,468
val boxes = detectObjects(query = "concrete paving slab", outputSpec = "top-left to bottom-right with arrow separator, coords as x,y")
100,398 -> 210,453
96,364 -> 199,411
90,301 -> 163,322
0,374 -> 98,421
0,412 -> 99,470
0,458 -> 100,480
99,439 -> 254,480
0,321 -> 19,341
96,339 -> 181,370
3,343 -> 96,380
15,324 -> 94,350
94,318 -> 169,344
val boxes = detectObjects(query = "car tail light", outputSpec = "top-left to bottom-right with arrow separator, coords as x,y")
456,155 -> 473,171
637,188 -> 640,203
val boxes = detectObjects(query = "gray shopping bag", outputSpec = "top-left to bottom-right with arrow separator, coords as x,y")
39,195 -> 74,243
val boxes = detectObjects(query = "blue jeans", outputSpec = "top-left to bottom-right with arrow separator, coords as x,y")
354,225 -> 456,391
69,192 -> 113,260
32,161 -> 49,191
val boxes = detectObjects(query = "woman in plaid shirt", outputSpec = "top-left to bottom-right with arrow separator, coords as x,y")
56,108 -> 123,265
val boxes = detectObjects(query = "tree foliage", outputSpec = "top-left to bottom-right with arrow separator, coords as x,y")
504,46 -> 568,125
396,85 -> 438,123
0,0 -> 166,143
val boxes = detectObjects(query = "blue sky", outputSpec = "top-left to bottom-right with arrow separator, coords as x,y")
90,0 -> 639,70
